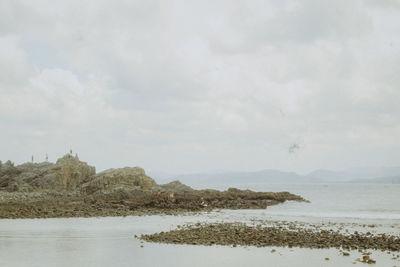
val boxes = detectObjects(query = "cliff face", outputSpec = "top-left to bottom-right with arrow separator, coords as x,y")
54,155 -> 96,191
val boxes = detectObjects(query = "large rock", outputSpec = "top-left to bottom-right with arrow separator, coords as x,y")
44,154 -> 96,191
0,160 -> 21,190
160,180 -> 194,193
1,154 -> 161,195
79,167 -> 157,194
0,154 -> 95,192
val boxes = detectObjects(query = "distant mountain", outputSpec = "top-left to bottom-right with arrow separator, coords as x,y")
149,166 -> 400,185
174,169 -> 307,185
151,169 -> 318,185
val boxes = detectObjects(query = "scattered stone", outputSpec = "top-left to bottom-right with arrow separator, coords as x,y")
141,222 -> 400,252
356,255 -> 377,264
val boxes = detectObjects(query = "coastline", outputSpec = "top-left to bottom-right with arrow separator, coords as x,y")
1,157 -> 400,266
0,155 -> 307,219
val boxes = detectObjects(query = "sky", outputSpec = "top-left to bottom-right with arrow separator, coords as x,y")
1,0 -> 400,174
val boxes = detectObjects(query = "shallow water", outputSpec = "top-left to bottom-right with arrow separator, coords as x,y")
1,184 -> 400,267
1,215 -> 399,267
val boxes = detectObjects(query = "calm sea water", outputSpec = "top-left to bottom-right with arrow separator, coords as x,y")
0,184 -> 399,267
191,183 -> 400,222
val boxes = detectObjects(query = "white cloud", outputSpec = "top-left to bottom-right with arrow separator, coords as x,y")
0,0 -> 399,174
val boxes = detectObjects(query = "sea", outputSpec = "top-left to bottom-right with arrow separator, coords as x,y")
1,184 -> 399,267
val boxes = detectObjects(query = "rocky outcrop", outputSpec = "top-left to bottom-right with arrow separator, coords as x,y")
160,180 -> 194,193
79,167 -> 156,194
53,155 -> 96,191
0,154 -> 157,194
0,154 -> 309,219
0,154 -> 95,192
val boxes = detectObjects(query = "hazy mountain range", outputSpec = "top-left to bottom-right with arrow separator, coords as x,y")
149,167 -> 400,185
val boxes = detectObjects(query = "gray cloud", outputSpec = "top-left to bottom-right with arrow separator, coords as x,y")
1,0 -> 400,174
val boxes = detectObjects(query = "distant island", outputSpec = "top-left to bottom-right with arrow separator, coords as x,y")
0,154 -> 307,219
150,167 -> 400,185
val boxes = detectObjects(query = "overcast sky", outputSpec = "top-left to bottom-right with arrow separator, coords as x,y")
1,0 -> 400,174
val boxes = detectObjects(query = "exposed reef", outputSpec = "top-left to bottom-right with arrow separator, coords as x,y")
141,222 -> 400,252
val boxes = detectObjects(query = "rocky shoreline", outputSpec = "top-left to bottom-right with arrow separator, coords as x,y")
0,154 -> 307,219
0,189 -> 307,219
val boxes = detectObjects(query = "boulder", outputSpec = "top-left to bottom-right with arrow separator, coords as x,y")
160,180 -> 194,193
40,154 -> 96,191
79,167 -> 157,194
